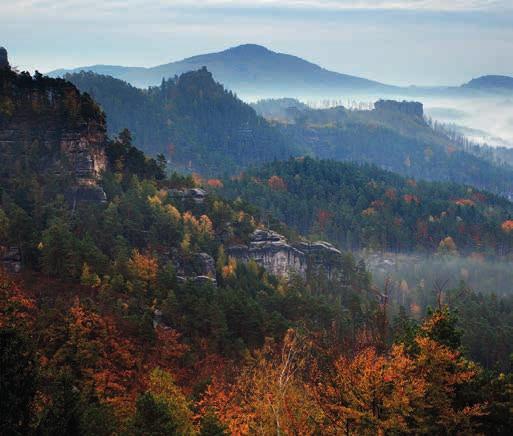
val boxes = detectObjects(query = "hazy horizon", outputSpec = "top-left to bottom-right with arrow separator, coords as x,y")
2,0 -> 513,87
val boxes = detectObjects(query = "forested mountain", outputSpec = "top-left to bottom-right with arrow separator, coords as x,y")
51,44 -> 394,95
65,69 -> 294,175
254,98 -> 513,197
3,54 -> 513,435
220,157 -> 513,255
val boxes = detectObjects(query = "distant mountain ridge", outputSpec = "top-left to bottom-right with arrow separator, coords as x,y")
48,44 -> 513,100
49,44 -> 395,95
462,75 -> 513,91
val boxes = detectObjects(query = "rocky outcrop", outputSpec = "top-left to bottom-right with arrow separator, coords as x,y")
169,188 -> 207,204
176,252 -> 217,285
227,229 -> 343,279
60,126 -> 108,203
374,100 -> 423,118
0,47 -> 9,70
0,246 -> 21,273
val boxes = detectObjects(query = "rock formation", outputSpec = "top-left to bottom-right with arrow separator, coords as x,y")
0,47 -> 9,69
374,100 -> 424,118
227,228 -> 343,279
176,252 -> 217,285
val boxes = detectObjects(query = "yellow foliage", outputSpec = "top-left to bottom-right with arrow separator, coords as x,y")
165,204 -> 181,223
127,250 -> 158,285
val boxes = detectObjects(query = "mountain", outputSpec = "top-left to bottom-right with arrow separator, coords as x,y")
64,69 -> 295,175
220,157 -> 513,256
50,44 -> 395,95
462,75 -> 513,92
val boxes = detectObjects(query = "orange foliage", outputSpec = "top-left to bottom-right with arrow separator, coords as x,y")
371,199 -> 385,209
127,249 -> 158,285
501,220 -> 513,233
362,207 -> 376,217
454,198 -> 475,207
267,175 -> 287,191
207,178 -> 224,188
0,269 -> 36,328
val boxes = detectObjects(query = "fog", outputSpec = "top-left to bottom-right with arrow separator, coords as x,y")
364,251 -> 513,299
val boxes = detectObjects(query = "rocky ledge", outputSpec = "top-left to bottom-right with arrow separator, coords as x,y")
227,229 -> 342,279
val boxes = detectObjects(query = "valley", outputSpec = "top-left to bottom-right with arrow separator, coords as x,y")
2,30 -> 513,436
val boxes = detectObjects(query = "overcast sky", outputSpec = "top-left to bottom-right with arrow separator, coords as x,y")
1,0 -> 513,85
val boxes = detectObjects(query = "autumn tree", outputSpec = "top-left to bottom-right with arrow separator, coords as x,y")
201,329 -> 322,434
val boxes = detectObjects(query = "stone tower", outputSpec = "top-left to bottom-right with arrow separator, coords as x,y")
0,47 -> 9,69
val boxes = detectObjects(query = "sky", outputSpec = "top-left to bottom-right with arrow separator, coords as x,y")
1,0 -> 513,86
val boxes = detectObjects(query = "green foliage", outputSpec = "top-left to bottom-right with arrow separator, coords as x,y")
221,157 -> 513,255
255,98 -> 513,197
199,412 -> 228,436
132,368 -> 195,436
65,69 -> 294,175
133,393 -> 179,436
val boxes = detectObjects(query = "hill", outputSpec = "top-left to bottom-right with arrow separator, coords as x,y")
50,44 -> 395,95
462,75 -> 513,92
64,69 -> 294,175
220,157 -> 513,255
253,98 -> 513,197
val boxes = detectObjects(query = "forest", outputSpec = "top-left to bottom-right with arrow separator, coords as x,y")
254,98 -> 513,198
1,64 -> 513,435
220,157 -> 513,255
65,70 -> 513,199
64,70 -> 293,176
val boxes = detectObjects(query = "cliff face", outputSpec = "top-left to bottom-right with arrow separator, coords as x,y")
227,229 -> 343,279
0,58 -> 108,203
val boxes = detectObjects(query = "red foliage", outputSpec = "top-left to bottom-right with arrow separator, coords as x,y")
316,209 -> 333,230
207,178 -> 223,188
403,194 -> 420,204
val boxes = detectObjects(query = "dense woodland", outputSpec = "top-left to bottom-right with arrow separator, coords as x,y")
1,68 -> 513,435
65,70 -> 293,176
66,71 -> 513,199
221,157 -> 513,255
254,98 -> 513,197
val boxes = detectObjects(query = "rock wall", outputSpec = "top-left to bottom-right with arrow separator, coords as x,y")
374,100 -> 424,118
227,229 -> 343,279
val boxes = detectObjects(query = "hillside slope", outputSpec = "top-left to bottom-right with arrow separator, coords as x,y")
254,98 -> 513,197
220,157 -> 513,255
65,69 -> 295,175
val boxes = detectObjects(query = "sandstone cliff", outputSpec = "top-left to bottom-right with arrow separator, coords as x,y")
227,228 -> 343,279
